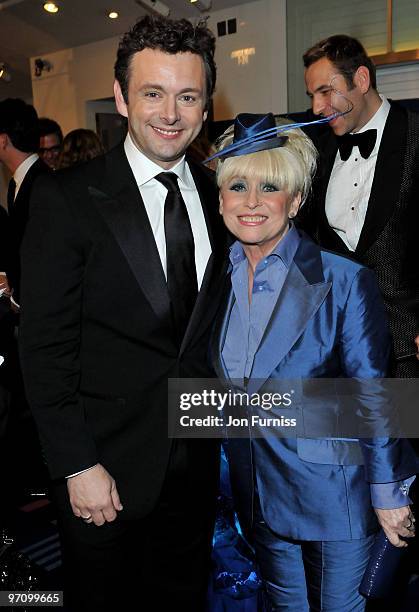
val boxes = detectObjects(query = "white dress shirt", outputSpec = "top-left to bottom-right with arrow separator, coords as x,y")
13,153 -> 39,199
325,95 -> 390,251
124,133 -> 211,289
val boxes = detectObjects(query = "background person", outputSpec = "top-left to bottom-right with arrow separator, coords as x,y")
57,128 -> 104,169
301,35 -> 419,378
38,117 -> 63,170
211,113 -> 417,611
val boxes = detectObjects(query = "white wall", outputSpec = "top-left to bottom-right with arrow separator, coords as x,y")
30,37 -> 120,136
208,0 -> 287,119
30,0 -> 288,132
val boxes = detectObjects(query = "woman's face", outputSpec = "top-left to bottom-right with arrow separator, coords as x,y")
219,174 -> 301,257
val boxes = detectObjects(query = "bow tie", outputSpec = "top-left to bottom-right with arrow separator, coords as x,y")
337,129 -> 377,161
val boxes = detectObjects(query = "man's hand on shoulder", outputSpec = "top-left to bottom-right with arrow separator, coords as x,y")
67,463 -> 123,526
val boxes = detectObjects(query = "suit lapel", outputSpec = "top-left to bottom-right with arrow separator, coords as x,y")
248,247 -> 331,393
355,103 -> 406,255
89,145 -> 171,323
212,281 -> 235,384
180,159 -> 229,352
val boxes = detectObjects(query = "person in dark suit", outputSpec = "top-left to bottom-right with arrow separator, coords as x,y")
0,98 -> 49,306
19,15 -> 228,612
301,35 -> 419,378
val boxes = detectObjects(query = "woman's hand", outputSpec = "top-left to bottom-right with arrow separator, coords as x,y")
374,506 -> 415,547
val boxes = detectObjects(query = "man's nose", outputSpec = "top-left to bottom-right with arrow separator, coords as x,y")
160,97 -> 180,124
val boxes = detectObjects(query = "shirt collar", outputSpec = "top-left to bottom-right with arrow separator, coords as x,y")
124,132 -> 193,189
229,223 -> 301,268
13,153 -> 39,190
355,94 -> 390,136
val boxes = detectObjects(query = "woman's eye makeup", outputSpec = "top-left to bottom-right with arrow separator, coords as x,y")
261,182 -> 279,192
229,181 -> 247,192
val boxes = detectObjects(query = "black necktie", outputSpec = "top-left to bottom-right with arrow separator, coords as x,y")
7,178 -> 16,211
337,129 -> 377,161
155,172 -> 198,342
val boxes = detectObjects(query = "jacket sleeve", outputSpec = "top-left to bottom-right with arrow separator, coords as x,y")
19,174 -> 98,479
340,267 -> 418,483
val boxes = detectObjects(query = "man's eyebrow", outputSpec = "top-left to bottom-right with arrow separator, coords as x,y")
139,84 -> 202,94
306,84 -> 332,96
140,83 -> 164,90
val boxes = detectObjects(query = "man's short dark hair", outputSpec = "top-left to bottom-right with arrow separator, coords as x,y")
38,117 -> 63,143
0,98 -> 39,153
303,35 -> 377,90
114,15 -> 216,109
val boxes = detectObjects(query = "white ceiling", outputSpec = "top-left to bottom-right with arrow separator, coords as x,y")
0,0 -> 254,99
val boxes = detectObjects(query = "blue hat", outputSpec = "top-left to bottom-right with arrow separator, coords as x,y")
203,108 -> 352,165
211,113 -> 287,162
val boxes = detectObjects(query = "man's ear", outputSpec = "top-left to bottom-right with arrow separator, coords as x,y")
0,133 -> 8,151
203,109 -> 208,123
114,80 -> 128,118
353,66 -> 371,94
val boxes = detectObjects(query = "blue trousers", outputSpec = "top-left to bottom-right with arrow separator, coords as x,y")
253,517 -> 374,611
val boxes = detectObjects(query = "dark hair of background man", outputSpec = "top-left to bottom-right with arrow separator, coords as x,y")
303,34 -> 377,90
0,98 -> 39,153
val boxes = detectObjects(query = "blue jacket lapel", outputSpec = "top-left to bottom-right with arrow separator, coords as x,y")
215,235 -> 331,394
248,261 -> 331,393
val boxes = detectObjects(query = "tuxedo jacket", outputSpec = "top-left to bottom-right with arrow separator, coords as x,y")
213,233 -> 417,541
8,157 -> 49,301
19,144 -> 229,519
298,102 -> 419,373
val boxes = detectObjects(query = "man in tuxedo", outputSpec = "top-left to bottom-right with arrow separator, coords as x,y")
0,99 -> 49,306
301,35 -> 419,377
20,15 -> 227,611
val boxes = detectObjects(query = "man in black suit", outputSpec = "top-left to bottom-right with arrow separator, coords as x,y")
20,16 -> 227,612
0,99 -> 49,306
301,35 -> 419,377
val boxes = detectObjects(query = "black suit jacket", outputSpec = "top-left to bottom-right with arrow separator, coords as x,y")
8,157 -> 49,301
298,102 -> 419,373
19,144 -> 229,518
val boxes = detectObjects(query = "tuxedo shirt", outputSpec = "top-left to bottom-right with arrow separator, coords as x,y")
325,96 -> 390,251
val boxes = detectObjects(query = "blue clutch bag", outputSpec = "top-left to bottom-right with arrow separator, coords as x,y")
359,530 -> 407,599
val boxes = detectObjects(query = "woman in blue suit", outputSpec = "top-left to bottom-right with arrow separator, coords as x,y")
210,113 -> 417,611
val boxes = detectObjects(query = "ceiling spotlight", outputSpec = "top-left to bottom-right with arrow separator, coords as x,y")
135,0 -> 170,17
0,63 -> 11,83
189,0 -> 211,11
43,2 -> 59,13
108,11 -> 118,19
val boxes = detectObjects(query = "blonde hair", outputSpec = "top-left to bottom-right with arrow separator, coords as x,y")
215,118 -> 318,205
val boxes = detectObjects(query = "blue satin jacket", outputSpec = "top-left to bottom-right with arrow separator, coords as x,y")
213,232 -> 417,541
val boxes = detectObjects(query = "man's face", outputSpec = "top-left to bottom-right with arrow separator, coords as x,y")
304,57 -> 368,135
39,133 -> 61,169
114,48 -> 208,169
